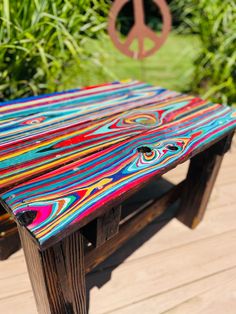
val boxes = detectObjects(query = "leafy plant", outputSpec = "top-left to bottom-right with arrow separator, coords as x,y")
171,0 -> 236,105
0,0 -> 111,100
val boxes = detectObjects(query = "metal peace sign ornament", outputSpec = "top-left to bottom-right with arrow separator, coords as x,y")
108,0 -> 172,59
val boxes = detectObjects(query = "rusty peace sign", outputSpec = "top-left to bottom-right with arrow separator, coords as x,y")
108,0 -> 172,59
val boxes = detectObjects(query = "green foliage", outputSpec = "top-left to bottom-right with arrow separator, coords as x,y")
0,0 -> 111,100
78,33 -> 199,92
172,0 -> 236,105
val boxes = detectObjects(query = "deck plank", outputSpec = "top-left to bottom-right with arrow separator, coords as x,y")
105,266 -> 236,314
88,229 -> 236,313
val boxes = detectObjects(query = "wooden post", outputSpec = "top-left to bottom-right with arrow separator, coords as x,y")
82,206 -> 121,248
19,228 -> 87,314
177,132 -> 234,229
85,181 -> 183,273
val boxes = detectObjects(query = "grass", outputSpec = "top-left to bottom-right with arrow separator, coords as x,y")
0,0 -> 111,100
62,32 -> 201,93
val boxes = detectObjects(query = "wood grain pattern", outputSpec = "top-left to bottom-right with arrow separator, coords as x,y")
0,142 -> 235,314
2,198 -> 236,313
0,80 -> 235,249
0,93 -> 200,192
0,80 -> 155,145
0,80 -> 176,152
19,227 -> 86,314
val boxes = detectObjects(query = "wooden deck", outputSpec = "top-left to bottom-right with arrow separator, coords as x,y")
0,139 -> 235,314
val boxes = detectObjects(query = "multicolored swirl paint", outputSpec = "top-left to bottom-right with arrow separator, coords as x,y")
0,80 -> 235,248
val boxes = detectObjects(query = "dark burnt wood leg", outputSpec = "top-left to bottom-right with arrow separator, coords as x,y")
19,227 -> 87,314
177,132 -> 234,229
0,204 -> 20,260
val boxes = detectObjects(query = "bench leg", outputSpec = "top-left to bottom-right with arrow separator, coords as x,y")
177,133 -> 233,229
0,204 -> 20,260
19,228 -> 87,314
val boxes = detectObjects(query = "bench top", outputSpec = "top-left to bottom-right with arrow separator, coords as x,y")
0,80 -> 235,248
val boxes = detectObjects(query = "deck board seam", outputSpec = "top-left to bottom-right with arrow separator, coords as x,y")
100,264 -> 236,314
89,227 -> 236,274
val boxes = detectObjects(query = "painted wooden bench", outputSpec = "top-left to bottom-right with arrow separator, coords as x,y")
0,80 -> 235,313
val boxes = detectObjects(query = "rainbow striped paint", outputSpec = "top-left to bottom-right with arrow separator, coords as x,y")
0,80 -> 235,248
